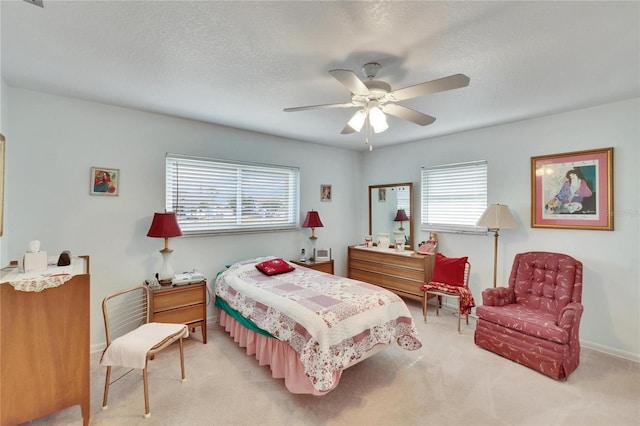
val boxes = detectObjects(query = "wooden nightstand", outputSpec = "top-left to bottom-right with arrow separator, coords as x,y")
290,259 -> 334,274
150,280 -> 208,343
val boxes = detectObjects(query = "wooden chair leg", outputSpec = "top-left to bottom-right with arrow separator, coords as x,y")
457,298 -> 461,334
102,366 -> 111,410
422,293 -> 427,323
179,338 -> 186,382
143,363 -> 150,418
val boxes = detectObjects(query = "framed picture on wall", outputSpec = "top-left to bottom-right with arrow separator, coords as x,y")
378,188 -> 386,202
90,167 -> 120,196
321,184 -> 332,202
531,147 -> 613,230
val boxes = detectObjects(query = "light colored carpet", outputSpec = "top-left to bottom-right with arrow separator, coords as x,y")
22,300 -> 640,426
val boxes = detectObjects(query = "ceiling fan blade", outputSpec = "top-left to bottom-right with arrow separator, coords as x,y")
329,69 -> 370,96
391,74 -> 470,101
283,102 -> 356,112
383,104 -> 436,126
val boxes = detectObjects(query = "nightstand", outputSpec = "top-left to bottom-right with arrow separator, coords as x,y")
290,259 -> 334,274
150,280 -> 208,343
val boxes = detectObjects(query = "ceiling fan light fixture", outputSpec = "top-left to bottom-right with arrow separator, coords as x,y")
369,106 -> 388,133
347,109 -> 367,132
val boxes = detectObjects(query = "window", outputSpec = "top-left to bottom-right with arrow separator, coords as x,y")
166,154 -> 299,235
421,160 -> 488,233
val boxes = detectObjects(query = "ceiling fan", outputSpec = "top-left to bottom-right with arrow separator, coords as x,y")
284,62 -> 470,135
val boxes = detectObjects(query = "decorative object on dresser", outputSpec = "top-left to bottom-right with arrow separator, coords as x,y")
147,211 -> 183,285
290,258 -> 334,274
421,255 -> 474,333
149,279 -> 208,343
347,245 -> 435,302
475,251 -> 584,380
302,210 -> 324,240
1,255 -> 90,426
477,204 -> 517,288
100,285 -> 189,418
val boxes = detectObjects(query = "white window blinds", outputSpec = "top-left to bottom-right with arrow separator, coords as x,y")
421,160 -> 488,233
166,154 -> 300,235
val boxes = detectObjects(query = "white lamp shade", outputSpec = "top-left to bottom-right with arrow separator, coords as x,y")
369,106 -> 388,133
347,109 -> 367,132
477,204 -> 517,230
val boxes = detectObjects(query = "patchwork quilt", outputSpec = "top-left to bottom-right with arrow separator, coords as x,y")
214,257 -> 422,392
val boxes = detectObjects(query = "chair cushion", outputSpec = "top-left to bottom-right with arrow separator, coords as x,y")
431,253 -> 468,286
255,258 -> 295,276
476,304 -> 569,344
100,322 -> 189,369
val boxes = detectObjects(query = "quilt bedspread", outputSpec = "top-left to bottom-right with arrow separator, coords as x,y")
214,257 -> 422,392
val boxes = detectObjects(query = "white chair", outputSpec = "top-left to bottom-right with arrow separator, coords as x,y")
422,261 -> 471,333
100,285 -> 188,418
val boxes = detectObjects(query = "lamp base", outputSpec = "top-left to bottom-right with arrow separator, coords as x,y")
158,248 -> 175,285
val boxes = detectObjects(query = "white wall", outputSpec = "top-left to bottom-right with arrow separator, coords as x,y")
4,86 -> 638,360
4,87 -> 362,350
361,98 -> 640,360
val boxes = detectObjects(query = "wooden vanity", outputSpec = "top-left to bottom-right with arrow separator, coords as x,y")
348,245 -> 434,302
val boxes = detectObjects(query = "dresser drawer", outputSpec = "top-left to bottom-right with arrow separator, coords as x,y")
152,285 -> 203,311
349,269 -> 383,286
382,263 -> 425,281
153,304 -> 204,324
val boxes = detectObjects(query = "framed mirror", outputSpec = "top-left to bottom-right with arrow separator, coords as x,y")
369,182 -> 413,249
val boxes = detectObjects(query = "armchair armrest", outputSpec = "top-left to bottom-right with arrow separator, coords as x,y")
481,286 -> 514,307
558,302 -> 584,330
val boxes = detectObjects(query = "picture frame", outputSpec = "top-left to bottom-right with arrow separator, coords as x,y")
0,134 -> 5,236
531,147 -> 613,230
314,248 -> 331,262
90,167 -> 120,196
378,188 -> 386,202
321,184 -> 332,202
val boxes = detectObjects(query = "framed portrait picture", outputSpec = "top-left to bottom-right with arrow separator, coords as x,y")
531,147 -> 613,230
378,188 -> 386,202
321,184 -> 332,202
90,167 -> 120,196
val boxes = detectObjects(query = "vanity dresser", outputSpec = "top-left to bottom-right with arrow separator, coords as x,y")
348,245 -> 434,302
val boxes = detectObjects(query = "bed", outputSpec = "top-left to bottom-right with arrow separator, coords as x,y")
213,256 -> 422,395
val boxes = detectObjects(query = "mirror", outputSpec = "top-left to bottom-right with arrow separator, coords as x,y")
369,182 -> 413,249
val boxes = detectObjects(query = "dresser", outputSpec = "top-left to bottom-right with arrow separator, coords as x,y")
1,256 -> 90,426
348,246 -> 435,302
150,280 -> 208,343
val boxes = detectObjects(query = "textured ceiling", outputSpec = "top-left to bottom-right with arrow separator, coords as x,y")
1,1 -> 638,151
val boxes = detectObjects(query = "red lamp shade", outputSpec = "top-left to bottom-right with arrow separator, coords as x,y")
147,212 -> 183,239
394,209 -> 409,222
302,210 -> 323,240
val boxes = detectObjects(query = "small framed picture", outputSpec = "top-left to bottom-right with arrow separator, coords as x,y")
91,167 -> 119,196
321,184 -> 332,202
378,188 -> 386,202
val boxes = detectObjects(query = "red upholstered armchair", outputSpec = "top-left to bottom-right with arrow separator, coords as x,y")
474,251 -> 583,380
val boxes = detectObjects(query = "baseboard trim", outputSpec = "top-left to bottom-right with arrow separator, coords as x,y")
581,339 -> 640,363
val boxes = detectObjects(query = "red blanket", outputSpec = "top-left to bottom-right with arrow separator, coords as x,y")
420,281 -> 476,315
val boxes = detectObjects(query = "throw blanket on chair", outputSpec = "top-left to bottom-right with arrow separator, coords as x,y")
420,282 -> 476,315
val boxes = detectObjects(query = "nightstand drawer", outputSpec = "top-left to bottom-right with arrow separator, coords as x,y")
152,285 -> 203,311
153,304 -> 204,324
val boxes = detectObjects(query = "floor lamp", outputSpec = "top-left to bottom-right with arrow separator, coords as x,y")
477,204 -> 517,288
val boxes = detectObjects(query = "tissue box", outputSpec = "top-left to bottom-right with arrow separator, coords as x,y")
22,251 -> 48,273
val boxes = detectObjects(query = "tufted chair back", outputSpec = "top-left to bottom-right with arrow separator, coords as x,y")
508,251 -> 583,316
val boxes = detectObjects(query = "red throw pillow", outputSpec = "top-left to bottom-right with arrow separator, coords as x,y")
431,253 -> 468,287
255,258 -> 295,276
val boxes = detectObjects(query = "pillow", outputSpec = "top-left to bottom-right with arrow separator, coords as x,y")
255,258 -> 295,276
431,253 -> 468,287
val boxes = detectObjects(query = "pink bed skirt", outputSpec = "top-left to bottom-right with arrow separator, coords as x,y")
218,309 -> 340,395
